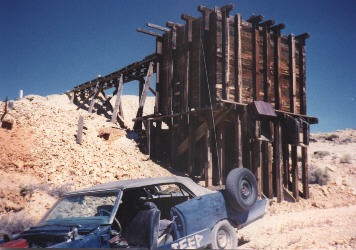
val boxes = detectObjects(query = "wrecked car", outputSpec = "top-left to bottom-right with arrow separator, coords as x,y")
0,168 -> 267,249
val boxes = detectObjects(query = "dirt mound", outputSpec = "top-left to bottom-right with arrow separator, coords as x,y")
0,94 -> 172,224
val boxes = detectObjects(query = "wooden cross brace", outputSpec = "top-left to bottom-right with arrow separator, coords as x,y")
133,61 -> 154,131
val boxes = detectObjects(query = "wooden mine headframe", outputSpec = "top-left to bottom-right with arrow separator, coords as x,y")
69,3 -> 318,203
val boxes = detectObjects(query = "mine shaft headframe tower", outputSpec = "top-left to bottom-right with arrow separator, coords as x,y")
136,3 -> 318,203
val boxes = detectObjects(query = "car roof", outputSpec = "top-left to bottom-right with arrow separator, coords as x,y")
64,176 -> 214,197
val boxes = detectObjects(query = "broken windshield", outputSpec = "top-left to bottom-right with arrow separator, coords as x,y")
40,192 -> 120,226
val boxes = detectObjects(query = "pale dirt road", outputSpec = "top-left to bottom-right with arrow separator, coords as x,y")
239,204 -> 356,249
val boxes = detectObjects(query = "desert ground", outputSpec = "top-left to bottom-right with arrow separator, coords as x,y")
0,94 -> 355,248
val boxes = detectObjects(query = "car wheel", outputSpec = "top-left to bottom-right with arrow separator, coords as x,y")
226,168 -> 257,212
211,220 -> 237,249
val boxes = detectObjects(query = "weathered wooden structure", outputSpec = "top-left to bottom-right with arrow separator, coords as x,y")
69,3 -> 318,202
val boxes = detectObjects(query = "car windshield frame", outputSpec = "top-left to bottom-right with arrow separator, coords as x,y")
38,190 -> 122,227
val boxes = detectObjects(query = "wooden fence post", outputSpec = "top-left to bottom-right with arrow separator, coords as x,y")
76,116 -> 84,144
111,74 -> 124,123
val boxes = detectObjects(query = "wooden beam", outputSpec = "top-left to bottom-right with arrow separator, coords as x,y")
146,22 -> 170,32
221,9 -> 230,100
154,62 -> 160,114
289,34 -> 297,113
249,16 -> 263,101
111,75 -> 124,123
261,21 -> 274,102
136,28 -> 163,38
188,116 -> 196,176
133,62 -> 154,130
197,5 -> 213,31
271,24 -> 285,110
274,120 -> 284,202
177,109 -> 231,155
234,14 -> 242,102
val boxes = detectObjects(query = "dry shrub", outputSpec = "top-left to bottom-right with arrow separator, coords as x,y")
309,165 -> 330,185
340,154 -> 352,164
325,134 -> 339,141
313,151 -> 330,159
0,211 -> 35,236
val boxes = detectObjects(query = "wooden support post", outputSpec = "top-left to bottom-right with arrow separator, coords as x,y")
221,9 -> 231,100
297,33 -> 310,199
143,120 -> 151,157
296,33 -> 310,115
170,126 -> 176,169
289,34 -> 296,113
154,62 -> 160,114
70,93 -> 75,103
111,75 -> 123,123
205,130 -> 213,187
133,62 -> 154,130
302,146 -> 309,198
234,112 -> 243,168
291,146 -> 299,201
254,139 -> 262,195
188,116 -> 196,176
282,132 -> 291,189
260,20 -> 274,102
76,116 -> 84,145
88,83 -> 100,113
274,120 -> 284,202
234,14 -> 242,103
262,141 -> 273,198
181,15 -> 193,112
271,24 -> 285,110
248,15 -> 264,101
217,125 -> 224,185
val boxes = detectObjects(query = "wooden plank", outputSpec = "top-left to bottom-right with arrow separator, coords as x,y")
204,130 -> 213,187
271,24 -> 285,110
234,14 -> 242,102
111,75 -> 124,123
154,62 -> 160,114
289,34 -> 296,113
274,120 -> 284,202
217,125 -> 224,185
136,28 -> 163,38
146,22 -> 170,32
133,62 -> 154,130
251,22 -> 259,101
261,21 -> 274,102
296,35 -> 309,115
291,145 -> 299,201
177,109 -> 231,155
221,9 -> 230,100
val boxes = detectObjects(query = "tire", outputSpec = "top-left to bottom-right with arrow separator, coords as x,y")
225,168 -> 257,212
211,220 -> 237,249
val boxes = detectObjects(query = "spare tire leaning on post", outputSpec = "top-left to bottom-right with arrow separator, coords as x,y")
225,168 -> 258,212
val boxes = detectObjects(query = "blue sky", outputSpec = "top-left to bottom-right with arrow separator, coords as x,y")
0,0 -> 355,132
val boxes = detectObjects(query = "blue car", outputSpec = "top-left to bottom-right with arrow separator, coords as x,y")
1,168 -> 267,249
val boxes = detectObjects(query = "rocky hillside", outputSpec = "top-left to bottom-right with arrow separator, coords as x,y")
0,94 -> 356,248
0,94 -> 173,222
